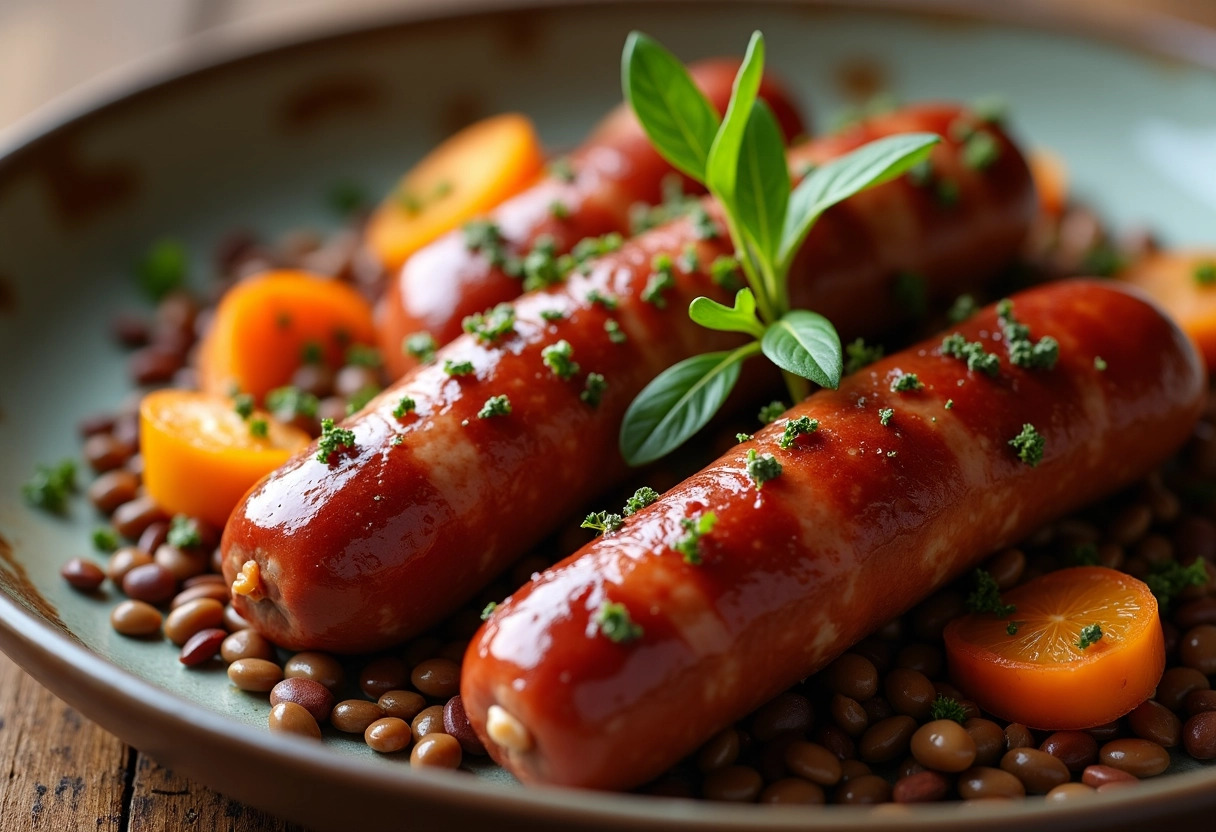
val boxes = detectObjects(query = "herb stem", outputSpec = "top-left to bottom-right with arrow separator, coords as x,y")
781,370 -> 810,404
719,211 -> 777,323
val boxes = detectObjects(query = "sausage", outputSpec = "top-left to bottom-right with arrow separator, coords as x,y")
460,280 -> 1205,790
221,103 -> 1036,654
377,59 -> 807,379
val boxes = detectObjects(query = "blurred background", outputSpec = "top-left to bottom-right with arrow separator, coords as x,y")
1,0 -> 1214,130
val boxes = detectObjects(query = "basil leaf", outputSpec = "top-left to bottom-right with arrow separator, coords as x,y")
620,344 -> 758,465
705,30 -> 764,201
777,133 -> 940,268
761,310 -> 843,389
689,288 -> 764,337
622,31 -> 721,181
733,100 -> 790,263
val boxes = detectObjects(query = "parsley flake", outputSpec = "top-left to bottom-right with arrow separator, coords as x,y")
604,319 -> 627,344
580,373 -> 608,408
300,340 -> 324,365
392,396 -> 416,419
404,332 -> 437,364
249,418 -> 269,438
966,568 -> 1016,617
595,601 -> 643,643
136,238 -> 187,302
316,418 -> 356,464
678,243 -> 700,273
345,387 -> 379,416
540,309 -> 565,322
947,294 -> 977,323
997,300 -> 1059,370
586,289 -> 618,310
845,338 -> 884,375
1195,262 -> 1216,286
549,157 -> 576,183
266,386 -> 319,421
1009,423 -> 1045,467
233,393 -> 255,420
477,395 -> 512,419
929,695 -> 967,724
1094,356 -> 1108,371
521,236 -> 565,291
736,433 -> 754,443
1006,620 -> 1021,636
945,399 -> 954,410
962,130 -> 1001,170
1076,623 -> 1103,650
549,200 -> 570,220
345,344 -> 382,368
758,401 -> 787,425
168,514 -> 202,549
746,449 -> 783,489
709,256 -> 745,293
690,205 -> 721,240
641,254 -> 678,308
92,527 -> 119,553
462,303 -> 516,343
22,459 -> 77,514
623,487 -> 659,516
672,512 -> 717,565
779,416 -> 819,449
1146,559 -> 1209,612
480,601 -> 499,621
443,359 -> 475,377
582,511 -> 624,535
890,372 -> 924,393
941,333 -> 1000,377
879,408 -> 894,426
542,340 -> 579,380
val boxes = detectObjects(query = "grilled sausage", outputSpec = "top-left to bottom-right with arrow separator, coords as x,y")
460,280 -> 1205,790
377,59 -> 807,378
221,103 -> 1035,653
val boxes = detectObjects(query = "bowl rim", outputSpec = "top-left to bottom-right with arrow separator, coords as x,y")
2,1 -> 1215,829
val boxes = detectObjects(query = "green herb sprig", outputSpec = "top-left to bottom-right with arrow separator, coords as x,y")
617,31 -> 939,465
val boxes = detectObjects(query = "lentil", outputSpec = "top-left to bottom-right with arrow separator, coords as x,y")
1186,689 -> 1216,716
268,702 -> 322,739
1000,747 -> 1070,793
783,741 -> 842,786
823,653 -> 879,700
911,719 -> 977,772
1128,700 -> 1181,747
1004,722 -> 1035,751
331,700 -> 384,734
178,628 -> 226,666
751,692 -> 813,741
696,727 -> 741,772
220,629 -> 275,663
884,668 -> 936,720
443,695 -> 486,755
111,495 -> 168,539
60,557 -> 105,592
957,766 -> 1026,799
170,581 -> 230,609
1081,764 -> 1138,788
379,690 -> 427,722
227,658 -> 283,693
110,600 -> 162,637
1099,738 -> 1170,777
1179,624 -> 1216,675
1183,712 -> 1216,760
964,718 -> 1006,767
154,543 -> 209,582
838,759 -> 871,782
106,546 -> 153,584
270,678 -> 335,723
121,563 -> 177,605
285,652 -> 345,692
411,704 -> 447,739
136,522 -> 170,558
829,694 -> 869,737
87,469 -> 139,513
410,657 -> 461,700
759,778 -> 825,804
859,715 -> 917,764
365,717 -> 413,753
1156,666 -> 1210,711
360,657 -> 409,698
892,770 -> 950,803
163,597 -> 225,645
835,774 -> 891,805
410,733 -> 462,769
1039,731 -> 1098,772
1045,782 -> 1096,801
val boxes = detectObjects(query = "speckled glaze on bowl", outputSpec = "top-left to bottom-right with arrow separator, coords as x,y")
1,1 -> 1215,830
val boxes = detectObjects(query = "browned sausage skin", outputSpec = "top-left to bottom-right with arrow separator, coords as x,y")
460,280 -> 1205,790
221,103 -> 1035,654
377,59 -> 807,379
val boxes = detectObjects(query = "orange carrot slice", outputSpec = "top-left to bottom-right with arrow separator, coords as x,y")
140,390 -> 310,528
1028,148 -> 1068,217
1119,251 -> 1216,371
943,567 -> 1164,730
197,270 -> 376,400
365,113 -> 545,272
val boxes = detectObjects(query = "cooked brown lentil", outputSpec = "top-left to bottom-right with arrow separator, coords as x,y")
379,690 -> 427,722
410,733 -> 462,770
270,678 -> 335,723
87,469 -> 139,513
1000,747 -> 1071,794
331,700 -> 384,734
178,628 -> 227,666
110,600 -> 162,637
1128,700 -> 1181,747
121,562 -> 177,605
782,740 -> 841,786
957,765 -> 1026,799
410,657 -> 461,700
359,657 -> 409,699
1040,731 -> 1098,772
411,704 -> 447,740
227,658 -> 283,693
759,778 -> 825,805
284,651 -> 345,692
106,546 -> 153,584
163,597 -> 225,646
60,557 -> 105,592
892,769 -> 950,803
910,719 -> 976,773
268,702 -> 322,739
1183,712 -> 1216,760
442,695 -> 485,755
1099,739 -> 1170,778
365,717 -> 412,754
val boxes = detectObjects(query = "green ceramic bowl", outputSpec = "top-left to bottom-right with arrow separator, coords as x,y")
1,1 -> 1214,829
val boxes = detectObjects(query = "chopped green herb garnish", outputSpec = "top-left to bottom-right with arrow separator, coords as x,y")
1194,262 -> 1216,286
604,319 -> 627,344
521,236 -> 564,291
443,359 -> 475,377
463,219 -> 507,259
941,332 -> 1000,377
745,449 -> 783,489
580,373 -> 608,407
300,340 -> 324,365
549,200 -> 570,220
582,511 -> 624,535
168,514 -> 202,549
1076,623 -> 1103,650
641,253 -> 677,308
392,396 -> 416,419
844,338 -> 884,375
947,294 -> 978,324
709,256 -> 744,293
945,399 -> 954,410
316,418 -> 356,463
1082,242 -> 1125,277
879,407 -> 894,426
962,130 -> 1001,170
671,512 -> 717,565
1094,356 -> 1107,371
462,303 -> 516,343
758,401 -> 787,425
266,386 -> 319,421
539,309 -> 565,323
542,340 -> 579,380
997,299 -> 1059,370
1009,423 -> 1045,467
890,372 -> 924,392
404,332 -> 437,364
92,527 -> 119,553
136,238 -> 187,302
477,395 -> 511,419
966,568 -> 1016,617
549,157 -> 576,183
595,601 -> 643,643
1006,620 -> 1021,636
678,243 -> 701,273
736,433 -> 754,442
690,204 -> 721,240
233,393 -> 255,420
22,459 -> 77,514
249,418 -> 269,438
345,344 -> 382,368
480,601 -> 498,621
779,416 -> 819,449
929,695 -> 967,724
586,289 -> 618,310
391,435 -> 405,447
1146,559 -> 1209,612
623,486 -> 660,516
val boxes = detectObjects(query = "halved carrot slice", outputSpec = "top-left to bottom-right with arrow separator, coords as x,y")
140,390 -> 310,528
1119,251 -> 1216,371
197,270 -> 376,401
364,113 -> 545,271
1028,148 -> 1068,218
943,567 -> 1164,730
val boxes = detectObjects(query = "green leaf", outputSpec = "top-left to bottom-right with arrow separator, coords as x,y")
688,289 -> 764,338
761,310 -> 843,389
622,31 -> 721,181
705,31 -> 765,200
620,344 -> 759,465
777,133 -> 940,268
733,100 -> 790,263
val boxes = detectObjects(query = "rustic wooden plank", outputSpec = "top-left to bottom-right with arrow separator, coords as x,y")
0,652 -> 129,832
126,752 -> 311,832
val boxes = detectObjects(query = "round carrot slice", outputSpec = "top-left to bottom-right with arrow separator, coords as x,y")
140,390 -> 310,528
365,112 -> 545,272
1119,251 -> 1216,371
943,566 -> 1164,730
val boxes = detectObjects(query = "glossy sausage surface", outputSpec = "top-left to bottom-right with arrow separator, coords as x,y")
461,280 -> 1206,790
377,60 -> 807,378
222,103 -> 1036,653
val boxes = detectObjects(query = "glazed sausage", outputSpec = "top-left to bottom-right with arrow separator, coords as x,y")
221,103 -> 1035,653
377,59 -> 807,378
461,280 -> 1205,790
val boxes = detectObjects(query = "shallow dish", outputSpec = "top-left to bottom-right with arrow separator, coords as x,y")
2,1 -> 1215,829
